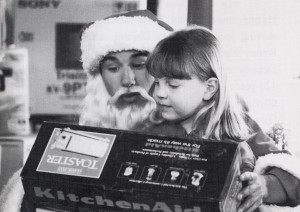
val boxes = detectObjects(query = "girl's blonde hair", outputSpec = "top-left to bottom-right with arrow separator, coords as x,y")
146,26 -> 251,141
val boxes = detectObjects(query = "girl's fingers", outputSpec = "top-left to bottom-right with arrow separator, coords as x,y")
238,191 -> 263,212
239,198 -> 263,212
239,171 -> 258,182
237,182 -> 260,201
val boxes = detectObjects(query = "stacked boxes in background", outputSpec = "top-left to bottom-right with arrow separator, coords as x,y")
21,122 -> 242,212
0,47 -> 30,135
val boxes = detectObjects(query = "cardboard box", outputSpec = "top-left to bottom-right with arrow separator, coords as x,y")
21,122 -> 242,212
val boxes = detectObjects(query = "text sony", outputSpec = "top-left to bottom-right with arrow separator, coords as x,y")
18,0 -> 61,9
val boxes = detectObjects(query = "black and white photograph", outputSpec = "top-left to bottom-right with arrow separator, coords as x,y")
0,0 -> 300,211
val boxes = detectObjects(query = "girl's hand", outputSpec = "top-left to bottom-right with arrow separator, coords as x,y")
237,172 -> 268,212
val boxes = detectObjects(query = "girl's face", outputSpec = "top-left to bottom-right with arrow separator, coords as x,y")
153,76 -> 209,124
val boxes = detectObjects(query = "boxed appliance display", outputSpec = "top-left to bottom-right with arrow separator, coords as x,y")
21,122 -> 242,212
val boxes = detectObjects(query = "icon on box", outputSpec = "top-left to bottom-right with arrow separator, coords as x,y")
186,170 -> 207,188
118,163 -> 139,179
163,167 -> 184,184
140,165 -> 161,181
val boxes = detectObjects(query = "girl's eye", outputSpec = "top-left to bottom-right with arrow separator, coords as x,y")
167,79 -> 181,88
154,80 -> 159,85
168,83 -> 179,88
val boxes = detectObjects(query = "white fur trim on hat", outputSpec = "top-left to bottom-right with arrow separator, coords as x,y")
81,16 -> 172,75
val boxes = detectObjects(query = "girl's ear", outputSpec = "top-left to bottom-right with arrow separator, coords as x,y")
203,77 -> 219,101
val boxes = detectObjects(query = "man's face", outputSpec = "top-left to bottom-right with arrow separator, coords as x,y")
101,50 -> 154,104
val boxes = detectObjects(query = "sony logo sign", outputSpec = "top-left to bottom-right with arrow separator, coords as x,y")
18,0 -> 61,9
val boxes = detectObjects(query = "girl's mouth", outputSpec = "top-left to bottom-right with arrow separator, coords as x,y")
158,102 -> 171,107
157,103 -> 172,110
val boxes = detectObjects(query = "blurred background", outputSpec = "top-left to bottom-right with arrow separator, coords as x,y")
0,0 -> 300,192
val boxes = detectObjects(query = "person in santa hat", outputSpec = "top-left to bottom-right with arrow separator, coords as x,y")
1,9 -> 299,212
0,9 -> 173,212
79,9 -> 173,130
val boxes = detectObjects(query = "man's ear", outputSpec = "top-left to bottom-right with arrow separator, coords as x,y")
203,77 -> 219,101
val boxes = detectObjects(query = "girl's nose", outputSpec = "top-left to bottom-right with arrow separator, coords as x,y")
122,67 -> 136,87
155,84 -> 167,99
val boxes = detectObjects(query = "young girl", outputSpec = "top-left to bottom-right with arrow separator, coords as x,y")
146,26 -> 300,212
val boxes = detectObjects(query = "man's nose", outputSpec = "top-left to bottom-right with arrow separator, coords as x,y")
121,67 -> 135,87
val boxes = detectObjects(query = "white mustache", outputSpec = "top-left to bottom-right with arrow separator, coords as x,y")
108,86 -> 156,105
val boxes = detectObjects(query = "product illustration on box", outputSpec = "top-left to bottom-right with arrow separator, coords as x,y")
186,170 -> 207,189
37,128 -> 116,178
163,167 -> 184,184
118,162 -> 139,179
140,165 -> 161,181
50,128 -> 110,158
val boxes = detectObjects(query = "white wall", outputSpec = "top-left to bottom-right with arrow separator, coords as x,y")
213,0 -> 300,157
157,0 -> 188,30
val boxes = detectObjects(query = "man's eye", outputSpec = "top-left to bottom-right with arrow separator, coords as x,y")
131,63 -> 145,69
107,67 -> 119,72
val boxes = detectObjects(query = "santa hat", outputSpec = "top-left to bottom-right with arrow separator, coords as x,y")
81,10 -> 174,76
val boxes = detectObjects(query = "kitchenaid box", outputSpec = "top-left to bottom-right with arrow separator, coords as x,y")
21,122 -> 242,212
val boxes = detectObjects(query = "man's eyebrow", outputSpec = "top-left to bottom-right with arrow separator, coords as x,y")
131,51 -> 149,58
101,55 -> 118,63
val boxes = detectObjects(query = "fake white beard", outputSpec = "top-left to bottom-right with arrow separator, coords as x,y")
79,75 -> 157,131
105,86 -> 157,130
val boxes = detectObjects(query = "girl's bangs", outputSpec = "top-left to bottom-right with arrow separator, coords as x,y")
147,48 -> 192,79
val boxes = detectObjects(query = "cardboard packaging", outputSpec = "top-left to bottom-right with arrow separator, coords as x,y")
21,122 -> 242,212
